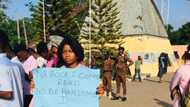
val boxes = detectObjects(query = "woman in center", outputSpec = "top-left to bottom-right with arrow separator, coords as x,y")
56,36 -> 84,68
54,36 -> 100,107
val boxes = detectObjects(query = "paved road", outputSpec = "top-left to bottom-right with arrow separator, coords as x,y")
100,73 -> 174,107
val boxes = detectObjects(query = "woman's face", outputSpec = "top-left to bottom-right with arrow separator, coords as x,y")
51,46 -> 58,54
119,49 -> 124,55
17,51 -> 28,62
62,44 -> 78,68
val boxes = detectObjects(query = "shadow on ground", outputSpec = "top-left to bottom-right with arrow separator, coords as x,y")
154,98 -> 172,107
144,78 -> 170,83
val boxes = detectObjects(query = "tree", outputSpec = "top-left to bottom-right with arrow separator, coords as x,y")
167,22 -> 190,45
166,24 -> 177,44
31,0 -> 88,40
30,0 -> 48,41
0,0 -> 8,10
178,22 -> 190,44
0,0 -> 39,46
20,17 -> 39,43
0,0 -> 20,45
165,24 -> 173,35
80,0 -> 122,54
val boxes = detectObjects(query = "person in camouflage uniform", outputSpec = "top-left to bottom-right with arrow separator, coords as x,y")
102,53 -> 113,99
112,47 -> 133,101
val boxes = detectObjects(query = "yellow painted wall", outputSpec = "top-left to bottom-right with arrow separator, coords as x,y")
121,36 -> 173,53
120,35 -> 178,77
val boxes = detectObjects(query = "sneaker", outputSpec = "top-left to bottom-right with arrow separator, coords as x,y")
121,97 -> 127,101
111,96 -> 119,100
108,92 -> 112,99
106,92 -> 109,96
132,79 -> 136,82
159,80 -> 162,83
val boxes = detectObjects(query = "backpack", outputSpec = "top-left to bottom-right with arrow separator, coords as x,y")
182,81 -> 190,107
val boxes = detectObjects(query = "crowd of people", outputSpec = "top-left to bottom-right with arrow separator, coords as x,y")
0,28 -> 137,107
0,29 -> 89,107
1,28 -> 190,107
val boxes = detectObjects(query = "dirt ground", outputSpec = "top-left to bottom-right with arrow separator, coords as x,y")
100,73 -> 174,107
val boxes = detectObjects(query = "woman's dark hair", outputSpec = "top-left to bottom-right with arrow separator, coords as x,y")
187,44 -> 190,51
36,41 -> 48,55
56,36 -> 84,67
12,43 -> 27,54
174,51 -> 180,59
118,46 -> 124,51
104,52 -> 111,60
28,48 -> 36,55
184,51 -> 190,60
0,29 -> 9,52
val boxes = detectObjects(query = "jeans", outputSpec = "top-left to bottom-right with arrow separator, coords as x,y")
133,69 -> 141,81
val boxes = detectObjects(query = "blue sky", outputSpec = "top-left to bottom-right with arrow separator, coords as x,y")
5,0 -> 37,19
5,0 -> 190,30
155,0 -> 190,30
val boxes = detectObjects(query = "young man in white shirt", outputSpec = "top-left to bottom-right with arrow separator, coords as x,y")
0,30 -> 24,107
13,43 -> 39,107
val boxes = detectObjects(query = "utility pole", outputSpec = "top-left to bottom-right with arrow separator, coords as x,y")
22,19 -> 28,47
89,0 -> 92,67
43,0 -> 46,42
17,19 -> 21,43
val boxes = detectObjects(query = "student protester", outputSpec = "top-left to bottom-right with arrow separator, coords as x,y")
187,44 -> 190,51
46,45 -> 58,67
170,51 -> 190,107
27,48 -> 38,59
14,44 -> 38,107
36,41 -> 48,67
56,36 -> 86,69
54,35 -> 100,107
0,30 -> 24,107
182,44 -> 190,64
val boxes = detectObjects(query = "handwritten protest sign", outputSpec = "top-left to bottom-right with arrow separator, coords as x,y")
33,66 -> 100,107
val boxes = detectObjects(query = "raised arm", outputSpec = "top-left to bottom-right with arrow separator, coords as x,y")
169,69 -> 181,92
125,55 -> 134,66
